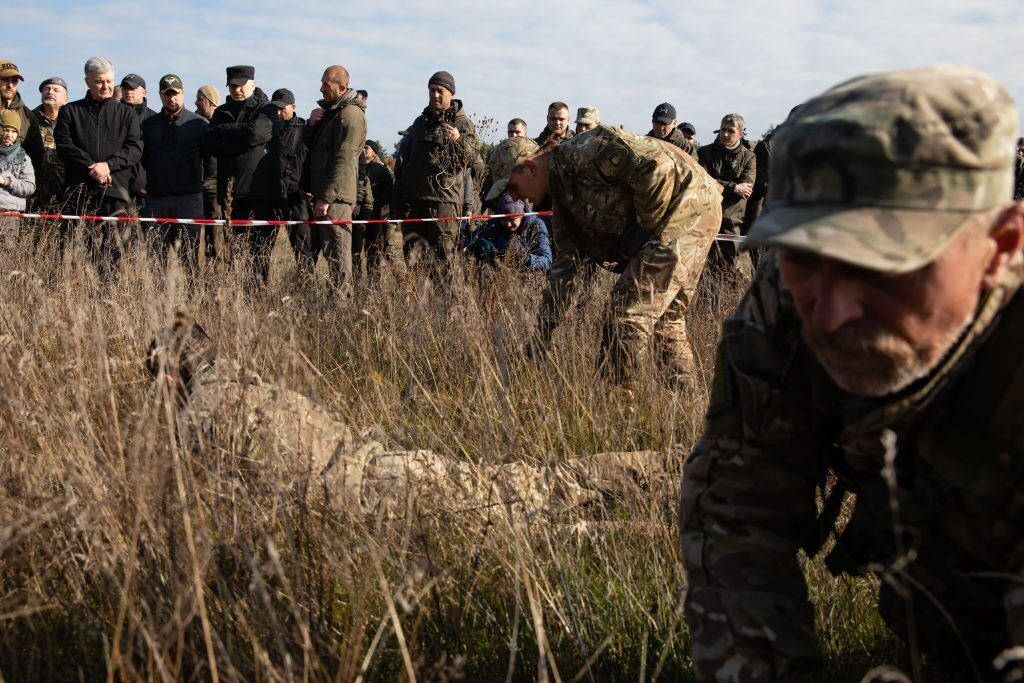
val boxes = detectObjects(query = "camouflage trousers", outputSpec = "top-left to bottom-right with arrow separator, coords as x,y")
540,228 -> 717,383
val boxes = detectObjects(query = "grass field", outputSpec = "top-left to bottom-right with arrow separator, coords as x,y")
0,225 -> 899,681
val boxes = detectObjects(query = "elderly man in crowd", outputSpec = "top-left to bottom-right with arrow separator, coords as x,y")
32,76 -> 68,211
204,65 -> 283,289
393,70 -> 478,272
54,56 -> 142,271
681,65 -> 1024,683
301,65 -> 367,288
140,74 -> 207,281
575,106 -> 600,134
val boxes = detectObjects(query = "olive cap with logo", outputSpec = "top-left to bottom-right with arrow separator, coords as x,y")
485,135 -> 540,202
159,74 -> 183,93
746,65 -> 1018,274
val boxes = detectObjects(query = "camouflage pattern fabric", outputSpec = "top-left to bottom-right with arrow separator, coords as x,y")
745,65 -> 1017,275
185,361 -> 667,520
681,65 -> 1024,681
681,253 -> 1024,681
538,125 -> 721,381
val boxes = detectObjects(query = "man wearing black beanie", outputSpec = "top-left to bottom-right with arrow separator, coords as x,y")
393,69 -> 478,278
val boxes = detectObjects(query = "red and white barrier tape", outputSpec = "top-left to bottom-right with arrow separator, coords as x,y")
0,210 -> 745,242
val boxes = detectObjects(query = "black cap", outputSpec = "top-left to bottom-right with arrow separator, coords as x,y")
678,121 -> 696,135
226,65 -> 255,86
39,76 -> 68,93
365,140 -> 381,155
270,88 -> 295,107
159,74 -> 184,93
652,102 -> 676,124
121,74 -> 146,90
428,70 -> 455,95
357,89 -> 368,99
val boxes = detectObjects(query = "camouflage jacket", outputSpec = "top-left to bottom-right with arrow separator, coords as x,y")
697,138 -> 756,225
680,253 -> 1024,681
546,125 -> 721,270
647,127 -> 698,157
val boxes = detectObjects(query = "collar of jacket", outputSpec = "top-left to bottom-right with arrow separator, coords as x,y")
420,98 -> 464,123
33,105 -> 58,125
715,137 -> 743,154
85,92 -> 118,108
130,99 -> 150,113
318,87 -> 360,113
0,92 -> 25,112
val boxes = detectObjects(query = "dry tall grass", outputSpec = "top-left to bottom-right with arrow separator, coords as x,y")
0,223 -> 897,681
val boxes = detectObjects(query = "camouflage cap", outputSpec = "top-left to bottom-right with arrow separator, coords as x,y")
576,106 -> 600,125
746,65 -> 1019,274
485,136 -> 540,202
197,84 -> 220,106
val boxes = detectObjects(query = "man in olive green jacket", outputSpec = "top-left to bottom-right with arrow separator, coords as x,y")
302,65 -> 367,288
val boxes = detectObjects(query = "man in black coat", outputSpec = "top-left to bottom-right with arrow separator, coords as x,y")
141,74 -> 207,280
203,65 -> 283,289
54,56 -> 143,271
270,88 -> 314,272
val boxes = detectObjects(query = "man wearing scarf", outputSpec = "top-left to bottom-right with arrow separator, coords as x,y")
697,113 -> 756,274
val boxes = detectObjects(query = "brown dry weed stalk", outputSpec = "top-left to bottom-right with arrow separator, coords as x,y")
0,221 -> 896,681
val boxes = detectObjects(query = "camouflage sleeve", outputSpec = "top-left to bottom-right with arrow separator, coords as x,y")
630,150 -> 722,245
680,256 -> 826,681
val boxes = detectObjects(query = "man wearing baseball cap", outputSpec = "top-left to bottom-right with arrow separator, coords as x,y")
647,102 -> 696,157
120,73 -> 156,125
680,66 -> 1024,682
140,74 -> 208,281
0,59 -> 43,175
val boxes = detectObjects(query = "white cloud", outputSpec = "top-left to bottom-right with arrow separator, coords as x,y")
7,0 -> 1024,148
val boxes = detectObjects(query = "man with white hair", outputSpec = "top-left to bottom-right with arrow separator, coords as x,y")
54,56 -> 143,269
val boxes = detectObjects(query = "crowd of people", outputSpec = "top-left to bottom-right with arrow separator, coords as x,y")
0,57 -> 775,286
6,54 -> 1024,682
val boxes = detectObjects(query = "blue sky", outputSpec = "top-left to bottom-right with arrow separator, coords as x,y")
6,0 -> 1023,150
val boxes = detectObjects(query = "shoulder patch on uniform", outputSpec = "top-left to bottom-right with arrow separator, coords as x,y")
595,142 -> 638,183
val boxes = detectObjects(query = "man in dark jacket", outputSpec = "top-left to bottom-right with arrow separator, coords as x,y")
194,85 -> 224,266
0,59 -> 44,175
141,75 -> 207,280
355,139 -> 401,272
120,74 -> 157,124
647,102 -> 697,157
533,101 -> 574,147
271,88 -> 313,273
697,113 -> 756,273
302,65 -> 366,287
32,76 -> 68,211
393,70 -> 478,268
55,57 -> 143,271
203,65 -> 283,289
